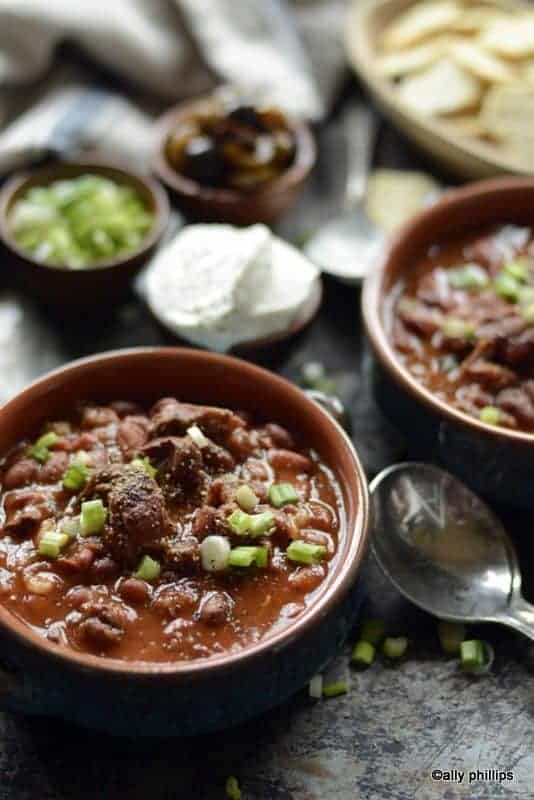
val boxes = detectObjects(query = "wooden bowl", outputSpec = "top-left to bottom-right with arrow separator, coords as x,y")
152,99 -> 316,225
345,0 -> 531,179
362,177 -> 534,509
0,160 -> 170,314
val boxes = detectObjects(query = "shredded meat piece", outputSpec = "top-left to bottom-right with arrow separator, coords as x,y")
149,398 -> 243,443
141,436 -> 205,500
117,416 -> 149,457
3,490 -> 52,536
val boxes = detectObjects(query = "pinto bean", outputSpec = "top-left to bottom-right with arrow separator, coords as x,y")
3,490 -> 51,536
90,557 -> 119,582
263,423 -> 294,449
118,578 -> 150,605
56,546 -> 95,574
81,407 -> 119,430
38,451 -> 69,484
65,585 -> 94,608
79,617 -> 123,649
295,502 -> 334,532
117,417 -> 149,456
288,564 -> 325,593
152,582 -> 199,617
198,591 -> 233,626
3,459 -> 37,490
268,449 -> 313,474
109,401 -> 144,419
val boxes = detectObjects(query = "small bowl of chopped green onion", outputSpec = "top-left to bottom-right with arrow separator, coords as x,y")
0,161 -> 169,312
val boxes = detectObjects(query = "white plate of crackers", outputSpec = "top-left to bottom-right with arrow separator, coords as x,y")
346,0 -> 534,178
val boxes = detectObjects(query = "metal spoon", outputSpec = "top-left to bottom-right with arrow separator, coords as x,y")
304,103 -> 383,286
370,462 -> 534,641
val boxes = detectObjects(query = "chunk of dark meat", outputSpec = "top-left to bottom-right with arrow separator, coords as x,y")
55,545 -> 96,574
3,490 -> 52,536
149,398 -> 243,443
198,591 -> 233,626
117,416 -> 149,457
141,436 -> 205,500
160,534 -> 200,571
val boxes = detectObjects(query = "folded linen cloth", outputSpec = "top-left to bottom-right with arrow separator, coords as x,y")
0,0 -> 348,176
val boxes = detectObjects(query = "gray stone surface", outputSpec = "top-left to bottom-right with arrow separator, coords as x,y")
0,95 -> 533,800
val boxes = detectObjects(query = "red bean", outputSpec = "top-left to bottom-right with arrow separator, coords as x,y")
117,418 -> 149,456
90,557 -> 118,582
198,591 -> 233,626
268,449 -> 313,473
81,407 -> 119,430
3,459 -> 37,490
288,565 -> 325,593
56,547 -> 95,574
263,423 -> 294,449
38,451 -> 69,484
118,578 -> 150,605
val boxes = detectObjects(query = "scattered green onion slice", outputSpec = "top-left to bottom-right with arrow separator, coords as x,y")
200,535 -> 230,572
503,258 -> 529,282
228,546 -> 267,568
448,264 -> 489,291
521,303 -> 534,325
39,530 -> 69,559
351,640 -> 375,668
519,286 -> 534,308
269,482 -> 299,508
360,619 -> 386,646
322,680 -> 349,698
186,424 -> 209,448
62,462 -> 88,492
248,511 -> 274,537
80,499 -> 107,536
235,484 -> 258,512
480,406 -> 501,426
441,317 -> 476,341
130,456 -> 156,479
494,271 -> 521,302
228,509 -> 252,535
460,639 -> 494,674
29,431 -> 59,463
308,674 -> 323,699
134,555 -> 161,582
60,516 -> 81,540
438,621 -> 465,654
286,540 -> 326,565
225,776 -> 241,800
383,636 -> 409,660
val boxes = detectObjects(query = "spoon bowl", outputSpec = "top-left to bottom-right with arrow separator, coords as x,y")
371,463 -> 534,640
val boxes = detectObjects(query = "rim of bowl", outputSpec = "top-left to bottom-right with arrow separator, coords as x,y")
0,347 -> 370,679
363,176 -> 534,447
0,160 -> 170,274
152,98 -> 317,204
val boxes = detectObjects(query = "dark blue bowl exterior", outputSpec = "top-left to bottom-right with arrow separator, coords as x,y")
372,360 -> 534,511
0,576 -> 364,737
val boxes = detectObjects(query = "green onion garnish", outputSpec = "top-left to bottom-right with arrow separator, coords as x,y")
494,272 -> 521,302
286,540 -> 326,565
269,482 -> 299,508
225,776 -> 241,800
228,546 -> 268,568
521,303 -> 534,324
351,640 -> 375,669
448,264 -> 489,291
460,639 -> 485,671
39,530 -> 69,559
519,286 -> 534,307
235,484 -> 258,512
382,636 -> 408,660
480,406 -> 501,426
308,674 -> 323,699
503,258 -> 528,282
227,510 -> 274,537
80,499 -> 107,536
322,680 -> 349,698
60,516 -> 81,540
29,431 -> 59,463
62,462 -> 88,492
438,621 -> 465,654
134,555 -> 161,582
360,619 -> 385,646
130,456 -> 156,479
228,509 -> 252,535
441,317 -> 476,341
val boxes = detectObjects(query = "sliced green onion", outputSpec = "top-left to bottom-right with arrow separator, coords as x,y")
80,499 -> 107,536
29,431 -> 59,463
521,303 -> 534,324
134,555 -> 161,582
29,444 -> 50,464
360,619 -> 385,646
286,540 -> 326,565
438,621 -> 465,654
383,636 -> 409,659
228,546 -> 267,568
308,674 -> 323,699
225,776 -> 241,800
248,511 -> 274,537
74,450 -> 91,466
39,530 -> 69,559
480,406 -> 501,426
503,258 -> 528,282
200,535 -> 230,572
494,272 -> 521,302
130,456 -> 156,479
519,285 -> 534,307
228,509 -> 252,535
186,424 -> 210,448
269,482 -> 299,508
448,264 -> 489,291
322,680 -> 349,698
60,516 -> 81,540
351,640 -> 375,668
441,317 -> 476,341
35,432 -> 59,449
235,484 -> 258,512
62,462 -> 88,492
460,640 -> 494,675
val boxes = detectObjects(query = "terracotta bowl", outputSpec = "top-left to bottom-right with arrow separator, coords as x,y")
0,347 -> 369,736
152,99 -> 316,225
0,161 -> 170,314
363,177 -> 534,510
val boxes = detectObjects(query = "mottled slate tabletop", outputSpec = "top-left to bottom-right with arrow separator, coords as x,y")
1,84 -> 533,800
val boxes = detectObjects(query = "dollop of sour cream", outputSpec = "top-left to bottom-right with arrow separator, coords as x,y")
145,224 -> 319,351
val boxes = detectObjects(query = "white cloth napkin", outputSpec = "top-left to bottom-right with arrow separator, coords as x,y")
0,0 -> 348,176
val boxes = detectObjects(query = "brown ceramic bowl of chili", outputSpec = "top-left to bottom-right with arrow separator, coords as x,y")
152,96 -> 316,225
363,176 -> 534,510
0,347 -> 369,736
0,160 -> 169,314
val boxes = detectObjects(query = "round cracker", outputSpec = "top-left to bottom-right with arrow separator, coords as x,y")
382,1 -> 463,51
397,58 -> 482,116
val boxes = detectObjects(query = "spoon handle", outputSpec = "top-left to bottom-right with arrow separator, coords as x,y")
501,595 -> 534,642
342,104 -> 378,210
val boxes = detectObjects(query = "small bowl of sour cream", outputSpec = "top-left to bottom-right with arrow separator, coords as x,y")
143,223 -> 322,353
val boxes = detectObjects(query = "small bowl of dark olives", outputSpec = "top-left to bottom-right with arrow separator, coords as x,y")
152,93 -> 316,225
